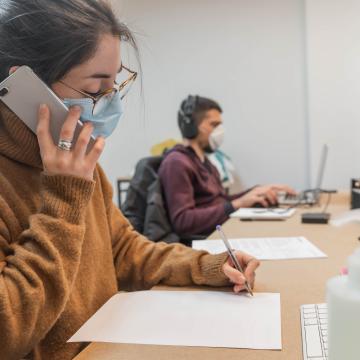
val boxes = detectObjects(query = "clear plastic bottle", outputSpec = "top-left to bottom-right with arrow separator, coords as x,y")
327,247 -> 360,360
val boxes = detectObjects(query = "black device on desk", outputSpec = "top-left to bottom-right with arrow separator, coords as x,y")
300,189 -> 336,224
301,212 -> 330,224
351,178 -> 360,209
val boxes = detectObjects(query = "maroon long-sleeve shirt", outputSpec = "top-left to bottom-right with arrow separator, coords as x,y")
158,145 -> 249,237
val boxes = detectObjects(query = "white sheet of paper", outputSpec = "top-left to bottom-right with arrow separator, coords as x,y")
230,207 -> 296,220
69,291 -> 282,350
330,208 -> 360,227
192,236 -> 327,260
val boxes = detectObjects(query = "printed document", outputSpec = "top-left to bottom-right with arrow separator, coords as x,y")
192,236 -> 327,260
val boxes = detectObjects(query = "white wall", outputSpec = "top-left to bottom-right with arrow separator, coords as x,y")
101,0 -> 309,197
305,0 -> 360,190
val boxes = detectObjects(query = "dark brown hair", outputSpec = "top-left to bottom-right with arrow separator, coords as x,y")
180,96 -> 223,127
0,0 -> 137,84
192,96 -> 222,125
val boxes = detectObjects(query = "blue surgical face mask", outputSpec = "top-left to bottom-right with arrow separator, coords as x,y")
63,91 -> 123,138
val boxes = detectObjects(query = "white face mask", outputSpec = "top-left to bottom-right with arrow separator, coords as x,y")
208,124 -> 225,151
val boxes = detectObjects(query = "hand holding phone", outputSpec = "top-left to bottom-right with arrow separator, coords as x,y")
37,104 -> 104,181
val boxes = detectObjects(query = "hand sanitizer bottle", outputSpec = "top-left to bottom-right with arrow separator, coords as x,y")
327,247 -> 360,360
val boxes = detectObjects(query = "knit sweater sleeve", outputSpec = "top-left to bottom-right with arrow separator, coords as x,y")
0,174 -> 94,359
96,166 -> 230,292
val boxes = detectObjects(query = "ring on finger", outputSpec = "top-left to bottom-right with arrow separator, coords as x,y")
57,139 -> 73,151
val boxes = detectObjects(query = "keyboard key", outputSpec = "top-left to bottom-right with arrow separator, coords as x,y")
304,307 -> 316,314
305,325 -> 324,357
317,304 -> 327,309
304,313 -> 317,319
305,318 -> 318,325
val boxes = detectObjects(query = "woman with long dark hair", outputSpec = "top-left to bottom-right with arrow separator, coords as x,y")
0,1 -> 259,358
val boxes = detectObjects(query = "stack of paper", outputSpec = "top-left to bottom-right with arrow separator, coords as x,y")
192,236 -> 327,260
330,209 -> 360,226
230,207 -> 296,220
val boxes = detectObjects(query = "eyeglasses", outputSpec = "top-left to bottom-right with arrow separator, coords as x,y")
59,64 -> 137,116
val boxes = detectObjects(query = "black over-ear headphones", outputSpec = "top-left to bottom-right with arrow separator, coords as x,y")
178,95 -> 199,139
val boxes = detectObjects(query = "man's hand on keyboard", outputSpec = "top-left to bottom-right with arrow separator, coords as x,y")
232,184 -> 297,209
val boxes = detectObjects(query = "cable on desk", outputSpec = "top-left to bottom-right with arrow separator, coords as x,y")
321,193 -> 332,213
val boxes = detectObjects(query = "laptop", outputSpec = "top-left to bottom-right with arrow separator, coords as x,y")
278,144 -> 328,205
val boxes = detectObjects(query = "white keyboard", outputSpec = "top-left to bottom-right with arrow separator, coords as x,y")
300,304 -> 328,360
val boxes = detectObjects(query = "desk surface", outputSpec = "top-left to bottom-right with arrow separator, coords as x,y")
75,193 -> 360,360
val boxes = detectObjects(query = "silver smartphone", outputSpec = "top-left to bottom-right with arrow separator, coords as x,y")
0,65 -> 93,147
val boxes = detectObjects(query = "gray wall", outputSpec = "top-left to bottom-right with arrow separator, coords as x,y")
305,0 -> 360,189
100,0 -> 360,199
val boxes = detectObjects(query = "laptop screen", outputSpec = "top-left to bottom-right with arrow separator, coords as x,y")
314,144 -> 328,192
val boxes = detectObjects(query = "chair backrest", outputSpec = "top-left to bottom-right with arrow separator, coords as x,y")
122,156 -> 181,244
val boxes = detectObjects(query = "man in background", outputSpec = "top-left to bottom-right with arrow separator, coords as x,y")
158,95 -> 295,237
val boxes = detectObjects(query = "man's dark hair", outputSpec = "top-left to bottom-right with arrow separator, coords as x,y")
0,0 -> 138,84
183,96 -> 222,126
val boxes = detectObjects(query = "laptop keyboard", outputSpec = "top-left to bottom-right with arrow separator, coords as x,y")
285,194 -> 303,200
278,191 -> 316,204
300,304 -> 328,359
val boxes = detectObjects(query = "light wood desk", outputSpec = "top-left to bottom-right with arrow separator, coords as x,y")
75,193 -> 360,360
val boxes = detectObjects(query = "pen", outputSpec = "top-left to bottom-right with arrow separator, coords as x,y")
216,225 -> 254,296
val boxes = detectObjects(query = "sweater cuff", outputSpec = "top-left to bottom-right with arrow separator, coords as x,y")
200,252 -> 231,286
224,201 -> 235,216
40,173 -> 95,224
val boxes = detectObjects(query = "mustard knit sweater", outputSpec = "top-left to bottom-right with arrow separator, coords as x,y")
0,102 -> 229,360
